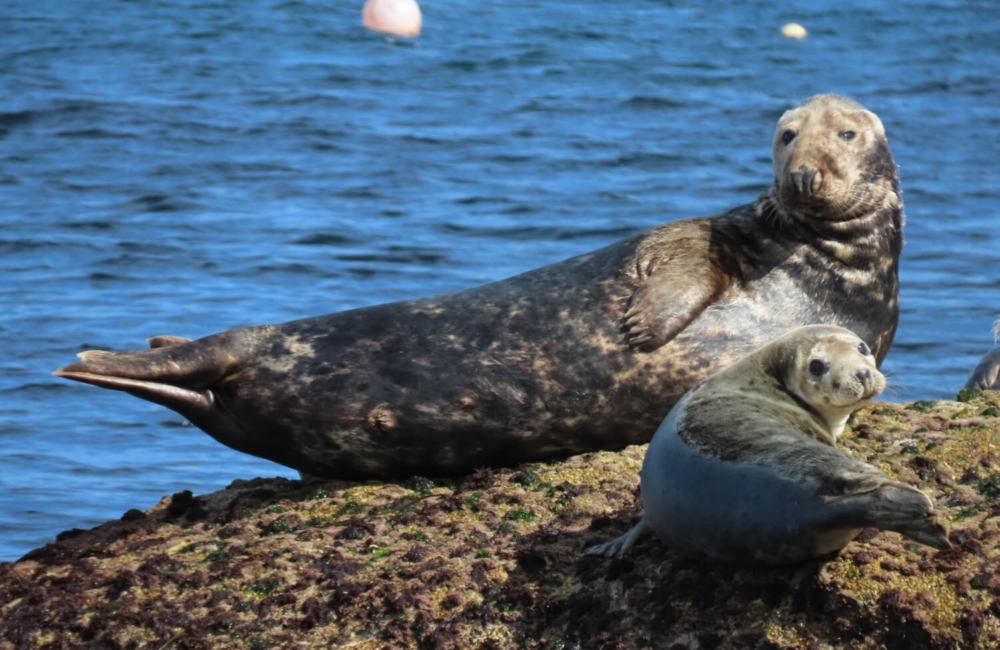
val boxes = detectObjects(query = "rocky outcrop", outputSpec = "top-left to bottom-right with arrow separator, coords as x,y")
3,392 -> 1000,649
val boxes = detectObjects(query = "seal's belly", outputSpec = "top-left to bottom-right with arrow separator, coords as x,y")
647,276 -> 826,403
668,268 -> 888,384
690,275 -> 826,347
641,405 -> 857,565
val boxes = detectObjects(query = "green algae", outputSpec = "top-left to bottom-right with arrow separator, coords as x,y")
907,400 -> 936,413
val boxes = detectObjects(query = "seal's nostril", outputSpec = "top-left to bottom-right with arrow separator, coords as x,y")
800,167 -> 818,196
789,166 -> 821,196
790,171 -> 805,194
811,169 -> 823,193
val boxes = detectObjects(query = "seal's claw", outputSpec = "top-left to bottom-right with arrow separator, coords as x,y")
583,518 -> 649,558
903,517 -> 952,551
583,541 -> 623,557
627,334 -> 655,348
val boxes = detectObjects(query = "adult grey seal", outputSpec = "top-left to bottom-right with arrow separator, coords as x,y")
965,318 -> 1000,391
54,94 -> 905,480
585,325 -> 951,566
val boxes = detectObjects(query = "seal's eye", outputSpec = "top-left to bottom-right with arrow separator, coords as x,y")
809,359 -> 828,377
839,130 -> 856,141
781,130 -> 796,145
858,342 -> 871,356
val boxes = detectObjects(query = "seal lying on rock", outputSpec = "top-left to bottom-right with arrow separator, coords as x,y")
55,94 -> 905,480
965,318 -> 1000,391
585,325 -> 951,566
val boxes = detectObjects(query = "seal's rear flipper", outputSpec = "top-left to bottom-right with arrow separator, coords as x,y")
53,327 -> 271,438
828,482 -> 951,550
862,483 -> 951,550
52,370 -> 215,412
56,340 -> 230,393
53,331 -> 270,452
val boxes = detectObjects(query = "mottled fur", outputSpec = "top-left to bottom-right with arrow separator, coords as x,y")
55,94 -> 905,479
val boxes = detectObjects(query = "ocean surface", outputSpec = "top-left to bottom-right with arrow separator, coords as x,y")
2,0 -> 999,562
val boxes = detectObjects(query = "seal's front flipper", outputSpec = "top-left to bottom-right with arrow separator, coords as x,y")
621,222 -> 730,352
965,348 -> 1000,391
584,517 -> 649,557
826,481 -> 951,550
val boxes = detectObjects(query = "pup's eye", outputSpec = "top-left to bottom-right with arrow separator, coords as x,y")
839,130 -> 856,141
781,130 -> 796,145
858,342 -> 871,356
809,359 -> 828,377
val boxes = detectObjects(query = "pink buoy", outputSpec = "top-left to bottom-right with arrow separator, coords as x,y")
362,0 -> 422,38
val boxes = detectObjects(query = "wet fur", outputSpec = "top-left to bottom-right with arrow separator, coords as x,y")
55,94 -> 905,479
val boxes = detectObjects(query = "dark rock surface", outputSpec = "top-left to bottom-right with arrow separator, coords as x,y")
3,393 -> 1000,649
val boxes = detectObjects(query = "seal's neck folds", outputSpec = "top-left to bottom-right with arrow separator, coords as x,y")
758,187 -> 903,272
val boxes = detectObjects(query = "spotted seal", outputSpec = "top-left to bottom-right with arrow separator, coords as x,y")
54,94 -> 905,480
585,325 -> 950,566
965,318 -> 1000,391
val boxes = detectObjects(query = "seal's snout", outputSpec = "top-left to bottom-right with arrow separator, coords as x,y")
789,165 -> 823,196
856,367 -> 877,395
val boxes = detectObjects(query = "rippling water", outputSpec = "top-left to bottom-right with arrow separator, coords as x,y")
2,0 -> 999,561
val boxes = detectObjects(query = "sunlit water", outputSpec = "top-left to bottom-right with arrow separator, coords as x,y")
2,0 -> 999,561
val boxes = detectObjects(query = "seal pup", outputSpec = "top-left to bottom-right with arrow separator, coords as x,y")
585,326 -> 950,566
55,94 -> 905,480
965,318 -> 1000,391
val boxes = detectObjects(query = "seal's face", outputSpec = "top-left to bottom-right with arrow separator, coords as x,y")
786,331 -> 885,415
772,94 -> 897,220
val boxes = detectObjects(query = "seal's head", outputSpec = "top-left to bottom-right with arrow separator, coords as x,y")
771,94 -> 899,220
768,325 -> 885,437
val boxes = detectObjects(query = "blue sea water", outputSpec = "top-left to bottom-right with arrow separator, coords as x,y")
1,0 -> 999,562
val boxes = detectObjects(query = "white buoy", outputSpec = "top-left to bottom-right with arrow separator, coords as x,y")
781,23 -> 808,39
363,0 -> 422,38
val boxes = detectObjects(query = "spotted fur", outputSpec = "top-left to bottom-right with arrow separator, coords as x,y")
55,94 -> 905,480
